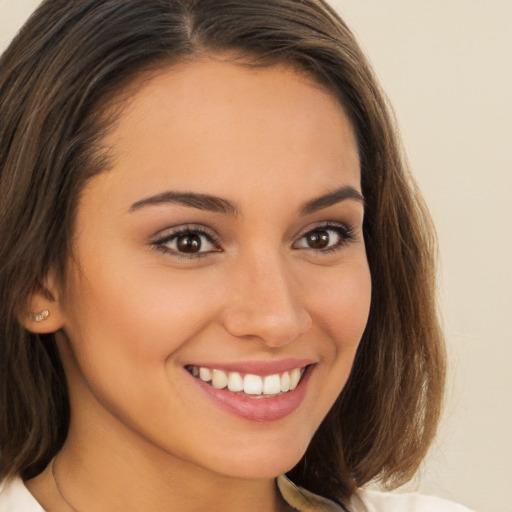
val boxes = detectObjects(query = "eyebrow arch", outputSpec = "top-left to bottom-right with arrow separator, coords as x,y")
300,186 -> 364,215
129,185 -> 363,216
129,191 -> 238,216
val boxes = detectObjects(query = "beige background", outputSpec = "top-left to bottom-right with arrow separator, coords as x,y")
1,1 -> 511,511
329,3 -> 512,512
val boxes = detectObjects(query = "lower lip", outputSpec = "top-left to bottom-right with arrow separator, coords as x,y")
189,367 -> 312,422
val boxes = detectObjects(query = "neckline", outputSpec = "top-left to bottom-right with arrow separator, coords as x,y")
2,475 -> 345,512
277,475 -> 346,511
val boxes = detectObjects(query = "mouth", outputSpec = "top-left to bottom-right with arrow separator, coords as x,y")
185,365 -> 307,398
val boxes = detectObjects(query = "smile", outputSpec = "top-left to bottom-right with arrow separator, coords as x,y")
185,365 -> 306,397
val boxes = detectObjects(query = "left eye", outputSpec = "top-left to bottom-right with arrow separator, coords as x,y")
155,230 -> 218,256
294,225 -> 353,251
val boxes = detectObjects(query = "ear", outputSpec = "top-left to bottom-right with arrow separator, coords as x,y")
21,272 -> 66,334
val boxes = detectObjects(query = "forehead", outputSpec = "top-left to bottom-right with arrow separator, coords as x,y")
86,57 -> 360,211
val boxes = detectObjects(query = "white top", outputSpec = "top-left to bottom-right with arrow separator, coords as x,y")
277,476 -> 475,512
0,478 -> 44,512
0,475 -> 475,512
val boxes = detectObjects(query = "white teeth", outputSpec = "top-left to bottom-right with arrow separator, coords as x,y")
199,367 -> 212,382
244,374 -> 263,395
263,374 -> 281,395
280,371 -> 291,392
188,365 -> 306,396
227,372 -> 244,392
290,368 -> 301,390
212,369 -> 228,389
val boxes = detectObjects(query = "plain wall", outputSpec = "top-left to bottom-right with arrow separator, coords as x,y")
1,1 -> 511,511
330,2 -> 512,512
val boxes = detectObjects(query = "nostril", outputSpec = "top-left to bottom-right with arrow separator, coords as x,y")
222,306 -> 312,347
221,262 -> 312,345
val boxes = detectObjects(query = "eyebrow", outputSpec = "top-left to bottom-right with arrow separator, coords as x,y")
299,186 -> 364,214
129,191 -> 238,216
128,185 -> 364,216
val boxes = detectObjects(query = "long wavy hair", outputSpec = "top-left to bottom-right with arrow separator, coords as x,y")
0,0 -> 445,505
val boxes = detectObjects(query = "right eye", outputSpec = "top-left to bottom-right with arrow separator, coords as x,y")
153,227 -> 221,258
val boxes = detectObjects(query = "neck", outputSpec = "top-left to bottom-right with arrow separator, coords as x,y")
48,418 -> 287,512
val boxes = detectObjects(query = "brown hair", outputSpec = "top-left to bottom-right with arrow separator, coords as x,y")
0,0 -> 445,505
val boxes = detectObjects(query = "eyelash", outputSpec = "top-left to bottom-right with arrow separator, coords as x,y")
152,225 -> 222,260
152,222 -> 355,260
293,223 -> 356,254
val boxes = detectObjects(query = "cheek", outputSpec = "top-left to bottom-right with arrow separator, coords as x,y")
310,261 -> 372,354
292,259 -> 371,431
59,263 -> 226,438
60,254 -> 222,378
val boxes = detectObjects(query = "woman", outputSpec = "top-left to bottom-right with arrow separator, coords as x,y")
0,1 -> 472,510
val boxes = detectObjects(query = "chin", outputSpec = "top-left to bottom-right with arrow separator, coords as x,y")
203,434 -> 310,480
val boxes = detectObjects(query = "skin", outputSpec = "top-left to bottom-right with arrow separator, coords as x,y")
26,57 -> 371,511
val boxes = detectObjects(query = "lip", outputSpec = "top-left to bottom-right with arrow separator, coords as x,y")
186,363 -> 314,422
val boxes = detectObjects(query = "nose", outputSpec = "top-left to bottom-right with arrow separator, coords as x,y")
221,252 -> 312,348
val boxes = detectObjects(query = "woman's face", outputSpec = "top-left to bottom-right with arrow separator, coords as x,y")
56,58 -> 371,479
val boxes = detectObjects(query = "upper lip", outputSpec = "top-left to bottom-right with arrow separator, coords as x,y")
184,358 -> 315,376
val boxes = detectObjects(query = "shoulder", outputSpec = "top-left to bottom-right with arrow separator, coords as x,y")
349,487 -> 475,512
0,477 -> 44,512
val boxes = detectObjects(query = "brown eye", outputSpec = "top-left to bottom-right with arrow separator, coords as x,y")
293,224 -> 354,253
155,228 -> 218,257
177,234 -> 202,253
306,231 -> 330,249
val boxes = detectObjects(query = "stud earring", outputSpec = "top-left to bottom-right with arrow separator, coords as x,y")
32,309 -> 50,322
